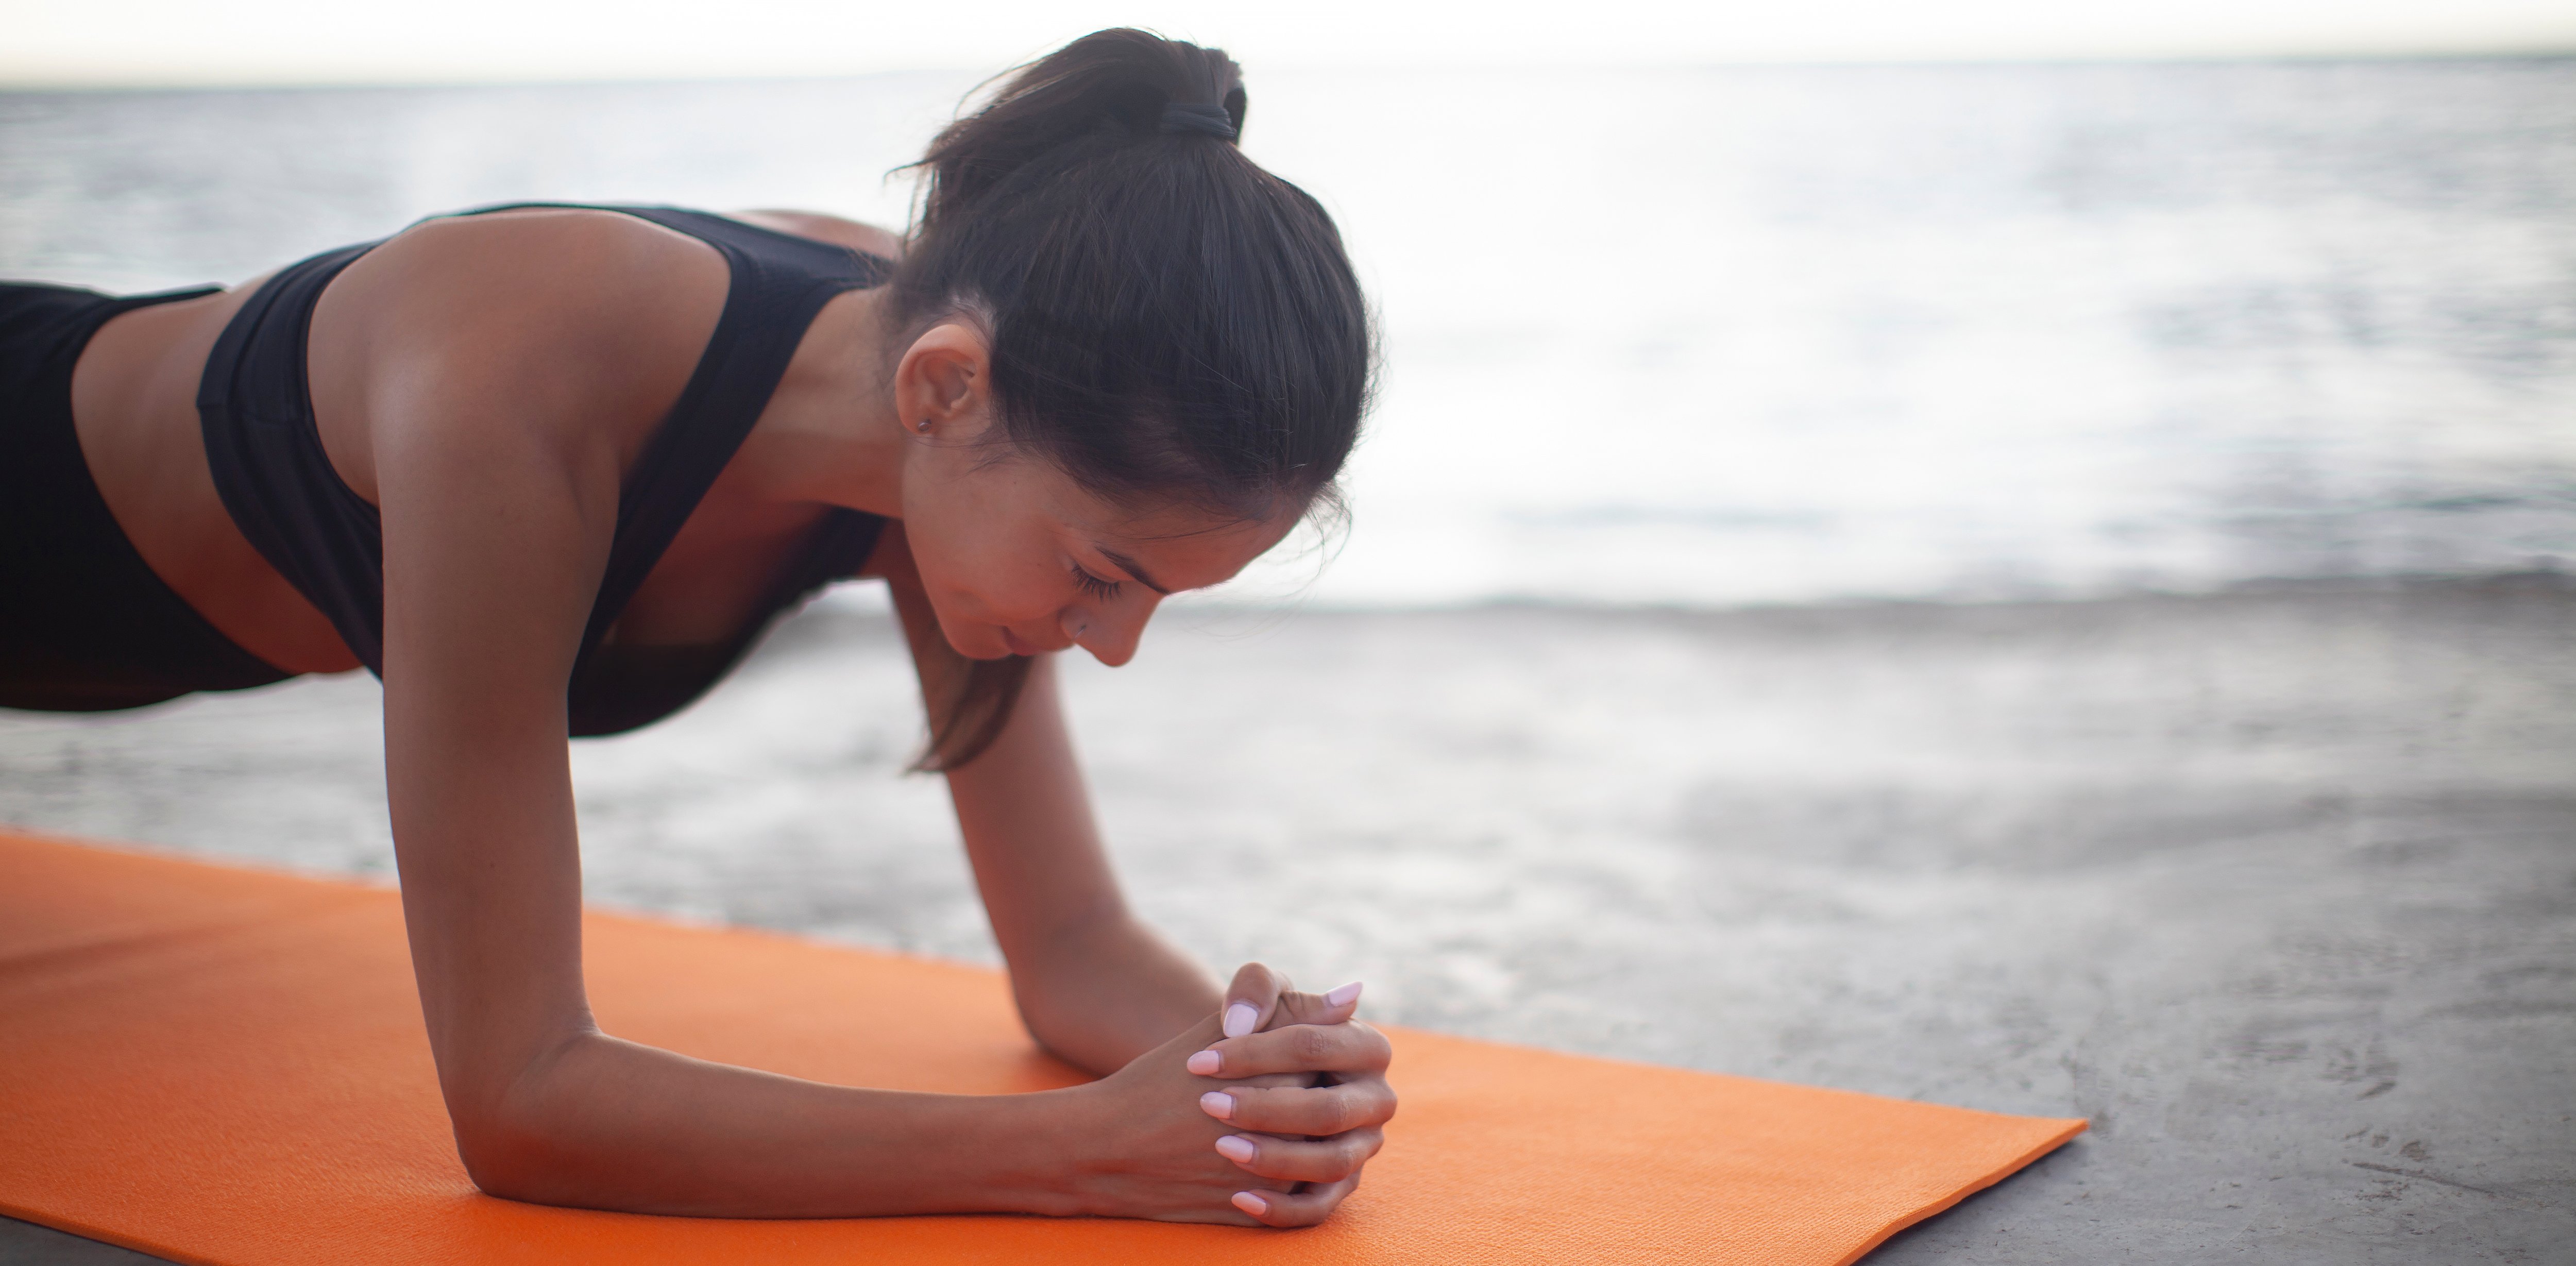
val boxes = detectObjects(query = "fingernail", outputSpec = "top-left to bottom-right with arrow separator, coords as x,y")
1324,981 -> 1363,1009
1214,1135 -> 1258,1163
1187,1050 -> 1222,1075
1231,1191 -> 1268,1216
1223,1002 -> 1259,1038
1199,1091 -> 1235,1120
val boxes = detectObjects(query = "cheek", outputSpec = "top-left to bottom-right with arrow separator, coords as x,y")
902,499 -> 1060,624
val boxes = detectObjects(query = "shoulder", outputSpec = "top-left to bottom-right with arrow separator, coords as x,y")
332,207 -> 728,409
307,208 -> 733,494
355,207 -> 731,340
727,210 -> 906,261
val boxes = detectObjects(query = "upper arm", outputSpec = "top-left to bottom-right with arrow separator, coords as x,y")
319,212 -> 730,1117
350,210 -> 728,752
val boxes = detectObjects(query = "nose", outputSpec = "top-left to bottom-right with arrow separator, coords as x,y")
1062,597 -> 1154,667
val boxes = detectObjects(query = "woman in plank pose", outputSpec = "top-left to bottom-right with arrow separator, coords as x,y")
0,29 -> 1391,1225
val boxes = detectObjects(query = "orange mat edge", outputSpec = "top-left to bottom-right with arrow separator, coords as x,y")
3,826 -> 2092,1264
0,1202 -> 221,1266
1833,1117 -> 2089,1266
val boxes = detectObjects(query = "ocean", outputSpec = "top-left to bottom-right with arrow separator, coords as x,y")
4,57 -> 2570,607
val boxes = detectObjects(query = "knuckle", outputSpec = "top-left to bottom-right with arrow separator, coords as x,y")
1290,1026 -> 1332,1063
1355,1025 -> 1393,1062
1372,1083 -> 1400,1121
1326,1091 -> 1369,1134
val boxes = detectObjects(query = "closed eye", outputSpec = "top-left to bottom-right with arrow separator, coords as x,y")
1070,565 -> 1124,601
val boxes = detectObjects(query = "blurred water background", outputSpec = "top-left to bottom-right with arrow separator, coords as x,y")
5,57 -> 2570,609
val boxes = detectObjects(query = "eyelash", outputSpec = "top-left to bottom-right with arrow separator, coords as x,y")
1070,566 -> 1124,602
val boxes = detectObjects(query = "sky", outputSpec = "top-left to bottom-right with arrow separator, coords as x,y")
4,0 -> 2572,87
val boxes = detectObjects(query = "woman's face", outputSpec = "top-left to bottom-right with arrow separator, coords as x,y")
897,424 -> 1294,666
887,318 -> 1298,665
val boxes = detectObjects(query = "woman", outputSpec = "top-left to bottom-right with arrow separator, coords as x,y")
0,30 -> 1393,1226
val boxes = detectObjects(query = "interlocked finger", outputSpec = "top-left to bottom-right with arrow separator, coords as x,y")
1220,964 -> 1364,1041
1200,1080 -> 1395,1136
1213,1128 -> 1383,1184
1228,1174 -> 1361,1228
1219,963 -> 1290,1039
1192,1020 -> 1392,1079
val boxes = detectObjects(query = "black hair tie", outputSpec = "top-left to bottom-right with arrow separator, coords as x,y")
1159,102 -> 1238,141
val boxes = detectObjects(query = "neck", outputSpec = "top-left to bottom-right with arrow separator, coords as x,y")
730,285 -> 911,517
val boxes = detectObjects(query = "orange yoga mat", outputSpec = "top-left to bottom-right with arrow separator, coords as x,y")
0,828 -> 2083,1264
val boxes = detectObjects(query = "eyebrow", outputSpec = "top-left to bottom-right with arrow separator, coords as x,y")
1094,546 -> 1171,595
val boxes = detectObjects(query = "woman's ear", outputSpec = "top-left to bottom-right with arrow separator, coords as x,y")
893,321 -> 993,435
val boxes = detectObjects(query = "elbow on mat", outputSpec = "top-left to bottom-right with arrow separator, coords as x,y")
447,1105 -> 604,1208
437,1041 -> 631,1210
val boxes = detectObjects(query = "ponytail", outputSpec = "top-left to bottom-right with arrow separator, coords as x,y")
912,29 -> 1247,231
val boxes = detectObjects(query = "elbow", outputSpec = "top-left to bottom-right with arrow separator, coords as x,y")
436,1038 -> 599,1207
448,1099 -> 582,1206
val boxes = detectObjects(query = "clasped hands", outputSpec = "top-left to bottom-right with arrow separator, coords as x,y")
1076,963 -> 1395,1227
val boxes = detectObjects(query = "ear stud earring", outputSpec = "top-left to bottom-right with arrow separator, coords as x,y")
915,417 -> 934,433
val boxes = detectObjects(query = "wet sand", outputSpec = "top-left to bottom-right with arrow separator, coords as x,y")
3,576 -> 2571,1261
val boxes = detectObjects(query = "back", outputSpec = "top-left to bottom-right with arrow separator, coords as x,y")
199,204 -> 892,734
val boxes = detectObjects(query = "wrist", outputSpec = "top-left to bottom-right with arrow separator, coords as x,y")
1011,1081 -> 1118,1218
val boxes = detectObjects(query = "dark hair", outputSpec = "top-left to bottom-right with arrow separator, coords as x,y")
893,28 -> 1374,770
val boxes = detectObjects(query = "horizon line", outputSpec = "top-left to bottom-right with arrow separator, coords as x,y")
6,45 -> 2573,93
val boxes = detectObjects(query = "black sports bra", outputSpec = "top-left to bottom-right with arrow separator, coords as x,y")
197,204 -> 890,736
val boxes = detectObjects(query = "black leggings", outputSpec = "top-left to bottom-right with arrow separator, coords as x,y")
0,283 -> 288,712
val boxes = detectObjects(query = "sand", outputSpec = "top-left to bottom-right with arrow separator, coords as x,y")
2,576 -> 2570,1262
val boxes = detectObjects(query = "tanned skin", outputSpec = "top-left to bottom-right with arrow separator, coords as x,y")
65,208 -> 1394,1225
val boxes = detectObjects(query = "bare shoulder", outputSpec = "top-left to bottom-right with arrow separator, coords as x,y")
730,209 -> 906,260
357,206 -> 731,355
308,208 -> 734,498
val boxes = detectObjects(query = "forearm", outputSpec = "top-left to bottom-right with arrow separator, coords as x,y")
464,1028 -> 1102,1217
1009,914 -> 1221,1075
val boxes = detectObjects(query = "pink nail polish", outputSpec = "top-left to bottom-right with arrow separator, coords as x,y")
1199,1091 -> 1235,1120
1223,1002 -> 1259,1038
1187,1050 -> 1222,1075
1232,1191 -> 1268,1216
1214,1135 -> 1258,1163
1324,981 -> 1363,1009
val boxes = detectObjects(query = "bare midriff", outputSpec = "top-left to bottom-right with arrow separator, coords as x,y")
70,280 -> 363,674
